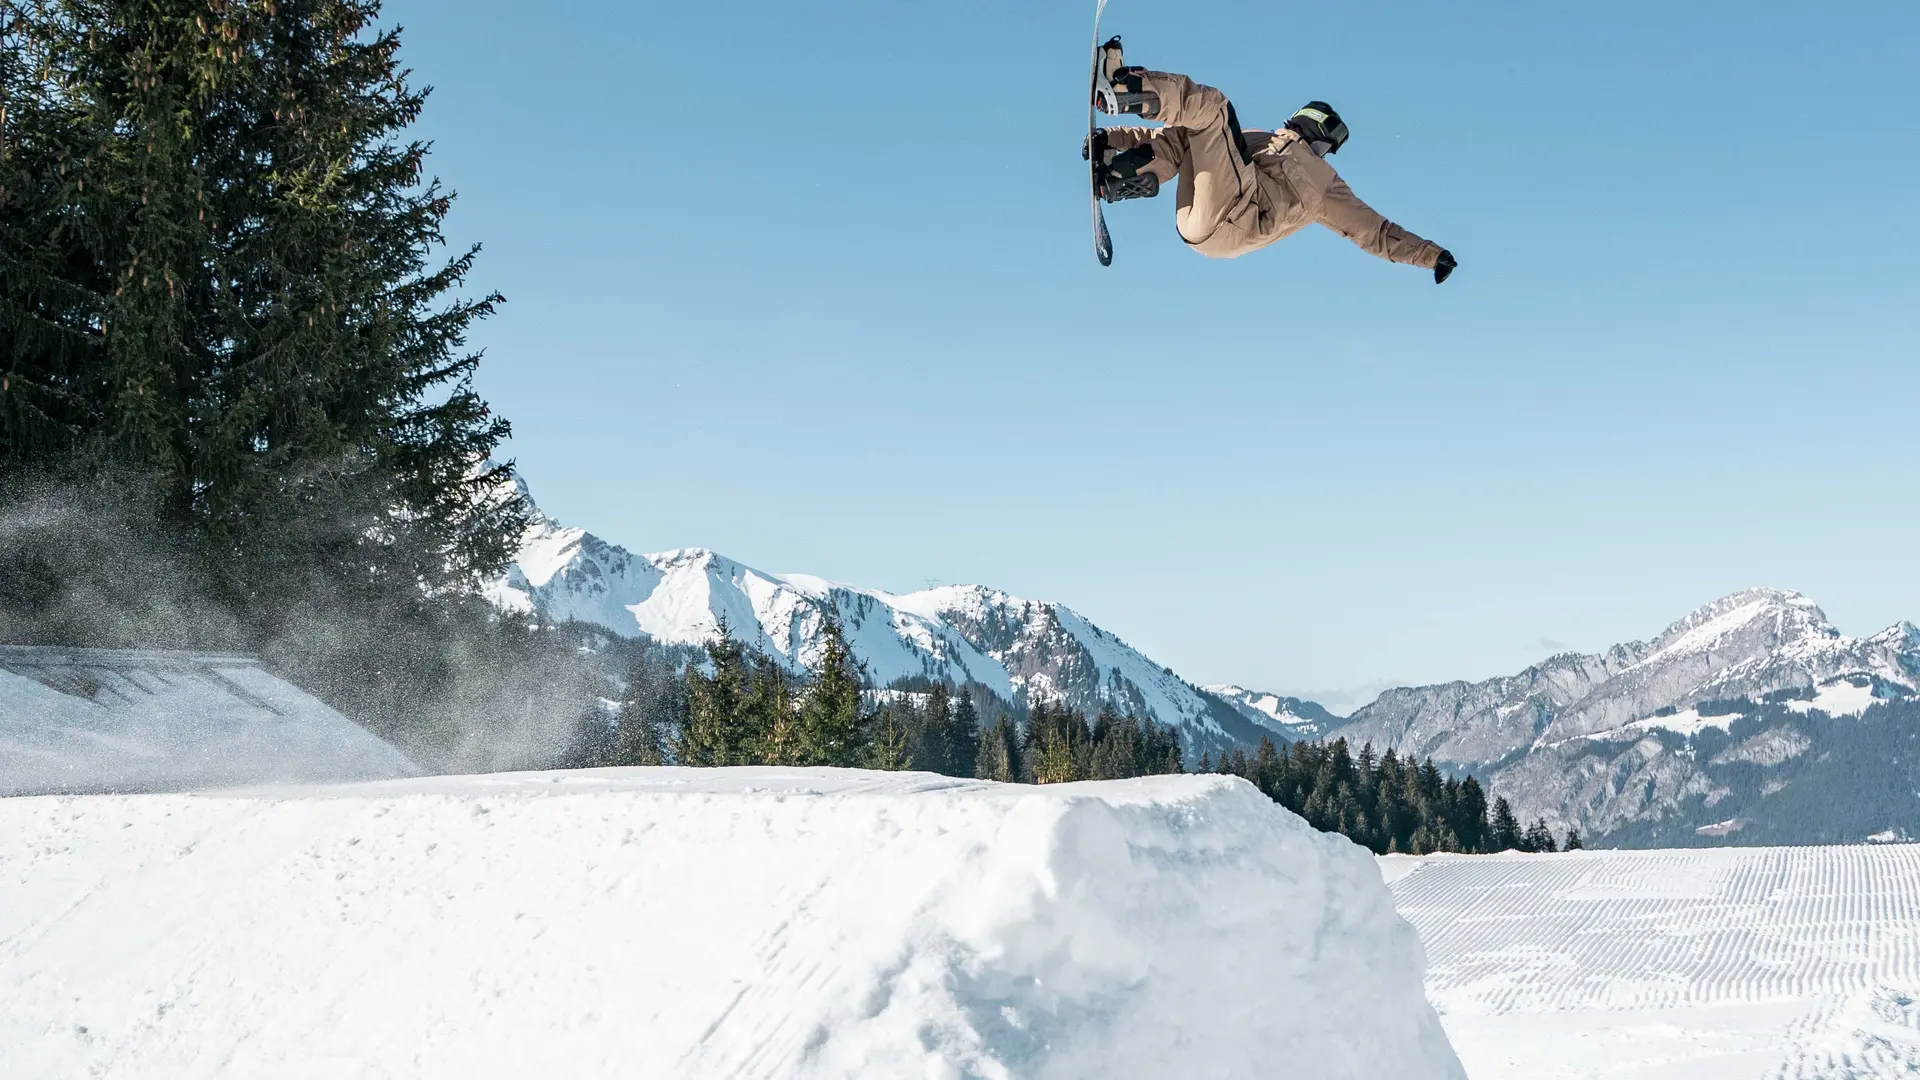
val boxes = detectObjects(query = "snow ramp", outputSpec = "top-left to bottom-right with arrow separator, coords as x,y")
0,769 -> 1464,1080
0,646 -> 418,795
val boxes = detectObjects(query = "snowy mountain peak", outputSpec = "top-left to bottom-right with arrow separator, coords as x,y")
652,546 -> 721,567
1336,586 -> 1920,765
1641,588 -> 1837,665
1870,621 -> 1920,651
1328,587 -> 1920,843
491,500 -> 1272,756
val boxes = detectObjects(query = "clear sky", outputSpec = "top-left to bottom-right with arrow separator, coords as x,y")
385,0 -> 1919,704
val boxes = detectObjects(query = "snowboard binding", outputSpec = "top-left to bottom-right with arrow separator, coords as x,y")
1091,36 -> 1159,117
1099,172 -> 1160,203
1083,130 -> 1161,203
1092,35 -> 1124,114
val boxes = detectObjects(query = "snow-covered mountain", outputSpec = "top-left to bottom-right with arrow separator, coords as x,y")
1326,589 -> 1920,842
1336,589 -> 1919,766
1203,685 -> 1341,739
488,498 -> 1270,757
488,484 -> 1920,843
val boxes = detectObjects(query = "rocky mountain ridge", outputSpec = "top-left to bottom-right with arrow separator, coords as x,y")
1318,589 -> 1920,843
489,487 -> 1920,844
487,496 -> 1268,757
1203,685 -> 1341,739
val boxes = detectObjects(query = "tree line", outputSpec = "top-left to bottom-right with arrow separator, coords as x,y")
564,617 -> 1191,785
1205,738 -> 1582,854
565,617 -> 1581,855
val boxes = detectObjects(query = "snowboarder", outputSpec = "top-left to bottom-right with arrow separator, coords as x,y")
1087,38 -> 1456,282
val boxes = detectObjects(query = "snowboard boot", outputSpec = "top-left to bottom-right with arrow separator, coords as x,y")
1093,36 -> 1159,118
1084,129 -> 1161,203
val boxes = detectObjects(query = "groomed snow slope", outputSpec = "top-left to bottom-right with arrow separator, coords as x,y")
1386,847 -> 1920,1079
1,769 -> 1464,1080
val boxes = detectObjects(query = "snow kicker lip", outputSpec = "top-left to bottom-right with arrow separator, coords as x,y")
1,769 -> 1465,1080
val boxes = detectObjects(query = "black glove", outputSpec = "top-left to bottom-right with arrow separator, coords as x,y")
1434,249 -> 1457,285
1082,129 -> 1110,163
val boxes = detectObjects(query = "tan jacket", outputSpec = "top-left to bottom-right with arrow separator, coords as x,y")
1106,73 -> 1442,266
1240,129 -> 1441,266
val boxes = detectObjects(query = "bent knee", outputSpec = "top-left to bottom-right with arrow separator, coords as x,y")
1145,71 -> 1232,128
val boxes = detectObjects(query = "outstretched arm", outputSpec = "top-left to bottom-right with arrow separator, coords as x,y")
1315,177 -> 1442,269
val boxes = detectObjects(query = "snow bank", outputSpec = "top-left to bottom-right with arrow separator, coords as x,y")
0,769 -> 1463,1080
0,646 -> 418,796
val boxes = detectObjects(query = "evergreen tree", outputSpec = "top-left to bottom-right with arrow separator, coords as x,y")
1454,776 -> 1490,853
1023,701 -> 1087,784
613,645 -> 683,766
1488,797 -> 1523,852
744,656 -> 800,766
1,9 -> 104,457
1085,705 -> 1125,780
975,714 -> 1021,783
2,0 -> 523,586
0,0 -> 542,761
1032,725 -> 1079,784
1562,826 -> 1584,851
1418,760 -> 1445,811
1354,743 -> 1377,790
1409,822 -> 1438,855
680,623 -> 751,766
560,704 -> 617,768
862,704 -> 910,771
903,684 -> 951,775
613,695 -> 670,766
1157,726 -> 1184,775
795,615 -> 866,766
1524,817 -> 1559,854
945,688 -> 981,779
1250,736 -> 1283,797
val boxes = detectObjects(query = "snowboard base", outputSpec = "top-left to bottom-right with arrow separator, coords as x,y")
1088,1 -> 1114,266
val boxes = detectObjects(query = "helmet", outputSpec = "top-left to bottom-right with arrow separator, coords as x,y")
1286,102 -> 1349,154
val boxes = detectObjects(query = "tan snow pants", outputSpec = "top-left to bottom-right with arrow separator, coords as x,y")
1111,72 -> 1262,249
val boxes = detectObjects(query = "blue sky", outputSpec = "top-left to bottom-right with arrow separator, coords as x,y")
388,0 -> 1919,702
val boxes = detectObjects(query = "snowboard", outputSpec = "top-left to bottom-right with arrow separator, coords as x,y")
1088,0 -> 1115,266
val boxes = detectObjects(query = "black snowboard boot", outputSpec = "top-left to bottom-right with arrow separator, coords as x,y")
1084,129 -> 1161,203
1093,36 -> 1159,118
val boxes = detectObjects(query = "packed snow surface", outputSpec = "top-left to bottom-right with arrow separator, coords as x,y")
1386,847 -> 1920,1079
0,646 -> 418,796
1,769 -> 1463,1080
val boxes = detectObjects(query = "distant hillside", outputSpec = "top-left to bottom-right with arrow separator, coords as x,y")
1203,685 -> 1342,739
1324,589 -> 1920,845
